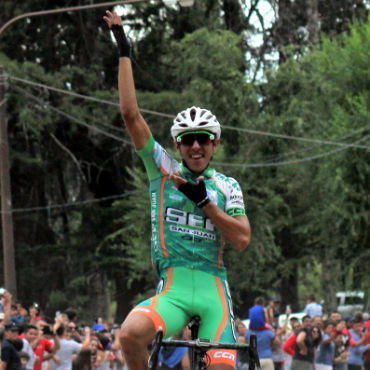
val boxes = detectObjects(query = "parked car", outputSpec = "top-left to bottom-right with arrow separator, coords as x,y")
336,291 -> 365,316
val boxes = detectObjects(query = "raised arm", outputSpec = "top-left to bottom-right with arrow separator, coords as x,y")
103,10 -> 151,149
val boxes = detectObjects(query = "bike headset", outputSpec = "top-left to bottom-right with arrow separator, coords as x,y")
171,106 -> 221,142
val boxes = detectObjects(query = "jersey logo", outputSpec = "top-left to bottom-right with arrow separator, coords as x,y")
169,225 -> 216,240
165,207 -> 215,231
213,351 -> 235,361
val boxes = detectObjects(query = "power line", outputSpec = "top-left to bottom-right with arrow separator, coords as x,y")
1,191 -> 139,215
8,135 -> 368,215
9,75 -> 174,119
213,135 -> 370,168
10,84 -> 370,169
9,75 -> 369,149
11,85 -> 133,145
257,126 -> 369,163
222,125 -> 369,150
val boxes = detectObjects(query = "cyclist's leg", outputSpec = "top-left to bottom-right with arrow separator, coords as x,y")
120,267 -> 190,369
194,272 -> 236,370
119,313 -> 156,370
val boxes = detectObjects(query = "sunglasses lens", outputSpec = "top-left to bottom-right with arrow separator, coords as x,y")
180,133 -> 213,146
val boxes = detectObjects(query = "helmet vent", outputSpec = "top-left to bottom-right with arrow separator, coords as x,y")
190,108 -> 197,121
198,121 -> 208,126
179,123 -> 188,127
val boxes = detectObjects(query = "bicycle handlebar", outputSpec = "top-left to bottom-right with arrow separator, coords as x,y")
161,338 -> 250,350
148,330 -> 261,370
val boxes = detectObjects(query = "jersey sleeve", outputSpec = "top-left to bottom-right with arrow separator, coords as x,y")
224,177 -> 246,217
136,136 -> 181,181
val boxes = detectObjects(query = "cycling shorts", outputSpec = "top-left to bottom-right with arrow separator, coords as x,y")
128,266 -> 237,368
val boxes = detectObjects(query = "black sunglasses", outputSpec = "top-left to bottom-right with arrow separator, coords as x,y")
176,131 -> 215,146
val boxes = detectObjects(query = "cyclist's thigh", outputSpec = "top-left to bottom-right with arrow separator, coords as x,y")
127,267 -> 189,338
195,273 -> 235,343
193,271 -> 236,369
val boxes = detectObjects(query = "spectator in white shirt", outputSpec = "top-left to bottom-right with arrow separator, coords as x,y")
304,295 -> 323,318
21,325 -> 39,370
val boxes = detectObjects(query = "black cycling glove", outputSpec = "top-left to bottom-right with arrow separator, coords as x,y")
178,180 -> 210,208
111,24 -> 131,58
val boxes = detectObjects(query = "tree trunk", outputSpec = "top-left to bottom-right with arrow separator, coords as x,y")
321,256 -> 339,314
279,266 -> 299,313
114,272 -> 151,324
306,0 -> 320,44
86,271 -> 110,321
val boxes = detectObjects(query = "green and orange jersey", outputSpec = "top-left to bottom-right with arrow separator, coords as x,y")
137,135 -> 247,279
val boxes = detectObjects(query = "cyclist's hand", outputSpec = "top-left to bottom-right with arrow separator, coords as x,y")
169,174 -> 187,189
103,11 -> 130,57
103,10 -> 123,28
170,175 -> 210,208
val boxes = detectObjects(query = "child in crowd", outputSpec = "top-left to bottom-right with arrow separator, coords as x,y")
19,351 -> 30,370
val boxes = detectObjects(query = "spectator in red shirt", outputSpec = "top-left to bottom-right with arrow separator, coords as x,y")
32,318 -> 61,370
283,321 -> 302,355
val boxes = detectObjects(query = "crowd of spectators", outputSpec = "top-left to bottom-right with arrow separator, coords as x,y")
0,289 -> 369,370
235,295 -> 370,370
0,290 -> 125,370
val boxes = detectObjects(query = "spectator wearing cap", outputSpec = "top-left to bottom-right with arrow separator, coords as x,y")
10,305 -> 25,326
304,295 -> 323,319
1,322 -> 22,370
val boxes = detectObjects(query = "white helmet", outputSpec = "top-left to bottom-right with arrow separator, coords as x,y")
171,106 -> 221,140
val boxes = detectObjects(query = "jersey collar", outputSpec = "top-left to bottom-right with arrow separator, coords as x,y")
180,163 -> 215,178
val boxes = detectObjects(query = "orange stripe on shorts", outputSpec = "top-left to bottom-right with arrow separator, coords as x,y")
214,276 -> 228,342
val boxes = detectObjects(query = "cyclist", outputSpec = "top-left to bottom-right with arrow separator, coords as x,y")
103,10 -> 251,370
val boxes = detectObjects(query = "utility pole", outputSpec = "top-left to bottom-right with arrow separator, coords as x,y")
0,66 -> 17,298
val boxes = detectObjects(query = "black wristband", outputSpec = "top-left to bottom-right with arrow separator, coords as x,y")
196,196 -> 210,208
111,24 -> 131,58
